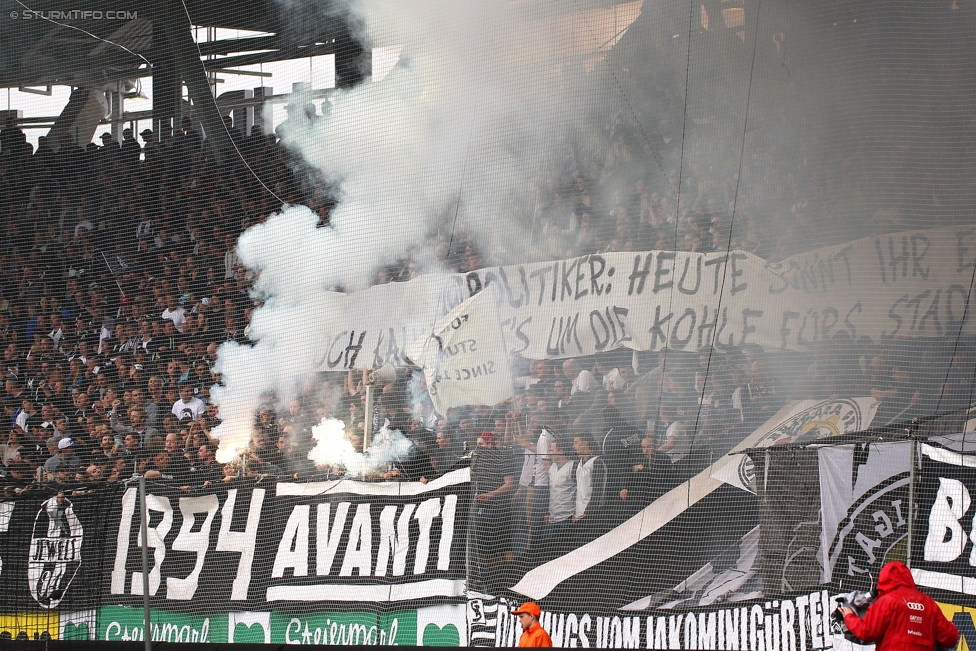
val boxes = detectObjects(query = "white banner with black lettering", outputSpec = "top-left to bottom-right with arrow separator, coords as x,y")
407,285 -> 513,414
306,226 -> 976,370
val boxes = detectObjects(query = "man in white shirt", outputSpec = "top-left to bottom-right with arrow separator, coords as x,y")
171,383 -> 205,421
48,313 -> 65,350
602,364 -> 637,392
160,294 -> 187,333
657,404 -> 692,463
543,436 -> 576,558
572,432 -> 607,530
513,359 -> 552,391
514,417 -> 553,554
532,425 -> 553,490
14,398 -> 37,433
547,437 -> 575,522
562,358 -> 598,395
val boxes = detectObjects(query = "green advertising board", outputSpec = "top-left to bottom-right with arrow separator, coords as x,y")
92,605 -> 466,645
98,606 -> 228,643
270,609 -> 415,645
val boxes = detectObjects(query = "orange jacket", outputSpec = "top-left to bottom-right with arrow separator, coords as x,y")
518,622 -> 553,647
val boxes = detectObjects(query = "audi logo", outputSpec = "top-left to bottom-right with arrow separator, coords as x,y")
906,602 -> 925,611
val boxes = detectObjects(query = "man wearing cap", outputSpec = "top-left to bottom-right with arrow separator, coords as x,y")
98,132 -> 120,160
44,437 -> 81,475
510,602 -> 552,647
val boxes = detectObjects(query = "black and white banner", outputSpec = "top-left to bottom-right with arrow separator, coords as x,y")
11,447 -> 976,645
818,441 -> 911,588
470,590 -> 862,649
0,469 -> 472,614
911,441 -> 976,598
0,491 -> 109,614
509,400 -> 876,605
263,471 -> 469,603
106,469 -> 472,609
713,398 -> 879,494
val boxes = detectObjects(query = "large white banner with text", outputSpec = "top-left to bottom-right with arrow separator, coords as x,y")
309,227 -> 976,370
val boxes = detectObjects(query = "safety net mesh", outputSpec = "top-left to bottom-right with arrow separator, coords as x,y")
0,0 -> 974,646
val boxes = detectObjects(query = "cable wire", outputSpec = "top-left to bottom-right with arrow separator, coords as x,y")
688,0 -> 763,456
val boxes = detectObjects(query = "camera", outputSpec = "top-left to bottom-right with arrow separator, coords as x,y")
831,589 -> 875,644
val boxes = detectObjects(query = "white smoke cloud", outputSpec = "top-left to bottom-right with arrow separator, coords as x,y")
277,0 -> 602,269
210,216 -> 349,461
307,417 -> 416,478
210,0 -> 614,457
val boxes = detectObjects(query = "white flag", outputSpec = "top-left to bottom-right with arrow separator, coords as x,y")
407,287 -> 513,415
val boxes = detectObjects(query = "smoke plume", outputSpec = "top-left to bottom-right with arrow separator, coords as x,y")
210,0 -> 609,457
307,417 -> 415,478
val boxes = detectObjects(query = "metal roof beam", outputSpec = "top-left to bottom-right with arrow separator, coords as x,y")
196,34 -> 282,56
202,43 -> 337,70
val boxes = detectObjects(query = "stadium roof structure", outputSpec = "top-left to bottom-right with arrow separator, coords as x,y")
3,0 -> 735,161
0,0 -> 365,89
0,0 -> 759,160
0,0 -> 365,160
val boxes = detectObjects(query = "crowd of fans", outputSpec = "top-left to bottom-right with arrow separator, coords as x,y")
0,109 -> 296,497
0,22 -> 974,594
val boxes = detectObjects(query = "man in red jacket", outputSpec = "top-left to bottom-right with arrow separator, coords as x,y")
839,561 -> 958,651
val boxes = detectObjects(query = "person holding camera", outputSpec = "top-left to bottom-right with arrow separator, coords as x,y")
838,561 -> 957,651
